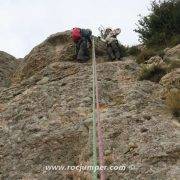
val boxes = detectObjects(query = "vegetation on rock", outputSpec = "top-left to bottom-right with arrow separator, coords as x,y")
135,0 -> 180,48
138,64 -> 167,82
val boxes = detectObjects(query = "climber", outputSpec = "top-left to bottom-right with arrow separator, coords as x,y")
71,27 -> 92,62
99,27 -> 121,61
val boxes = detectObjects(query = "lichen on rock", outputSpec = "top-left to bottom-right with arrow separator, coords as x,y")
0,33 -> 180,180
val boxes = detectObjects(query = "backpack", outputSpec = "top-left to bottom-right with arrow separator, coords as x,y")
71,28 -> 81,42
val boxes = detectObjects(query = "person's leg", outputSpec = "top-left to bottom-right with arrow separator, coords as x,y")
107,44 -> 115,60
75,43 -> 79,58
77,39 -> 89,62
111,41 -> 121,60
83,39 -> 90,61
75,40 -> 81,60
77,40 -> 84,61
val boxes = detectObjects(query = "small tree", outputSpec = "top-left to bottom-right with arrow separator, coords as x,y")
135,0 -> 180,48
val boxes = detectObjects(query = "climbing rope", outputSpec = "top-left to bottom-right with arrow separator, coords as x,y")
92,37 -> 98,180
92,37 -> 105,180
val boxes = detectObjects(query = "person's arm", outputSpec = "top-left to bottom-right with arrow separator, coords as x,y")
113,28 -> 121,36
100,37 -> 106,42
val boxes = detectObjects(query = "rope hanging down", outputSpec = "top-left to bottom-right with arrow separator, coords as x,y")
92,37 -> 98,180
92,37 -> 105,180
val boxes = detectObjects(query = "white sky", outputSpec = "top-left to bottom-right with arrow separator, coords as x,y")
0,0 -> 151,58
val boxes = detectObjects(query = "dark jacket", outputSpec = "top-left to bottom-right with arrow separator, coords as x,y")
81,29 -> 92,45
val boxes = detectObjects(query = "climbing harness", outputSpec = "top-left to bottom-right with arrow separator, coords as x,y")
92,37 -> 105,180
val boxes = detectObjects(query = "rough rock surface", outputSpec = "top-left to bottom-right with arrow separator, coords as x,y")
160,69 -> 180,116
0,51 -> 19,87
0,33 -> 180,180
147,56 -> 163,64
12,31 -> 75,84
146,55 -> 167,70
160,68 -> 180,89
12,31 -> 107,84
147,55 -> 165,65
164,44 -> 180,61
163,44 -> 180,71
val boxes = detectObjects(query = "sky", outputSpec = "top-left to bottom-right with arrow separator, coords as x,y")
0,0 -> 151,58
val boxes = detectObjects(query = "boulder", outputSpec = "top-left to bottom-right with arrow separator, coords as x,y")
164,44 -> 180,61
164,44 -> 180,70
160,68 -> 180,89
12,31 -> 75,84
160,69 -> 180,116
138,56 -> 167,82
146,56 -> 167,69
0,51 -> 19,87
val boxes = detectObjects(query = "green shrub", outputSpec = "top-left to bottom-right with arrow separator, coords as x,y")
136,49 -> 156,64
118,44 -> 128,58
135,0 -> 180,48
138,64 -> 167,82
169,34 -> 180,46
157,50 -> 165,58
127,46 -> 141,56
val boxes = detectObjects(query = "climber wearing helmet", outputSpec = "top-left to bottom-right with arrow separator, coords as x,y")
100,27 -> 122,61
71,28 -> 92,62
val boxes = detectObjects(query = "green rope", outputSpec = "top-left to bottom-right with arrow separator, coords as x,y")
92,37 -> 98,180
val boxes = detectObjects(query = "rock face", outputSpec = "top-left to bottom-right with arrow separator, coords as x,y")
12,31 -> 107,84
0,51 -> 19,87
160,69 -> 180,116
0,33 -> 180,180
12,31 -> 74,84
160,68 -> 180,89
146,55 -> 168,72
138,56 -> 167,83
164,44 -> 180,61
146,56 -> 166,67
164,44 -> 180,70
